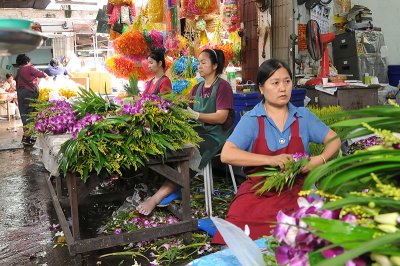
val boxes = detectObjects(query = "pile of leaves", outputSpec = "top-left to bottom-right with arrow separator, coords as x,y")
307,105 -> 345,156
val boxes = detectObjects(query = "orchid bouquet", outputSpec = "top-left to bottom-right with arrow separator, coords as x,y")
33,100 -> 77,134
249,153 -> 309,195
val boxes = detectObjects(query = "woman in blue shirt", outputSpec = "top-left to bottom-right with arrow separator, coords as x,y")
212,59 -> 341,244
44,58 -> 71,79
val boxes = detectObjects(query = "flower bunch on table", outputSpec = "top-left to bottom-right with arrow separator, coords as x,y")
59,94 -> 202,182
33,100 -> 77,134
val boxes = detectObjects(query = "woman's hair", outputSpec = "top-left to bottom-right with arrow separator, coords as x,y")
148,49 -> 166,69
50,58 -> 60,67
16,54 -> 31,66
201,49 -> 225,75
5,73 -> 13,79
257,59 -> 292,85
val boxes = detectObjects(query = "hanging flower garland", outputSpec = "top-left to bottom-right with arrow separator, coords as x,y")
229,31 -> 242,64
147,0 -> 164,23
222,0 -> 240,32
113,31 -> 149,57
106,56 -> 152,80
214,43 -> 234,67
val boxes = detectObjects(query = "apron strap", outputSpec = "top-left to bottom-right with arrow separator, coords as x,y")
290,116 -> 300,138
153,75 -> 166,95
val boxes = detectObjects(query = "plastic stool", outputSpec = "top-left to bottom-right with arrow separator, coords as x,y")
203,155 -> 237,217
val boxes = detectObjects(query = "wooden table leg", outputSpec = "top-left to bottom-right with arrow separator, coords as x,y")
180,159 -> 193,244
55,175 -> 62,198
6,101 -> 10,122
67,173 -> 81,240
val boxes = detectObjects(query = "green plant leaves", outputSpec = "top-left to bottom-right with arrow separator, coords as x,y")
58,94 -> 202,181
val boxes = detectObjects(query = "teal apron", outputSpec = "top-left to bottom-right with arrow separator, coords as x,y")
193,77 -> 234,169
147,75 -> 166,95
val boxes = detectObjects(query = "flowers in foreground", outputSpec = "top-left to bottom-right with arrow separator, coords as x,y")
34,100 -> 77,134
273,196 -> 331,265
249,153 -> 309,194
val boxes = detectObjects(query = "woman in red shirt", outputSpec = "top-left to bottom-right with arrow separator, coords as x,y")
15,54 -> 48,146
142,49 -> 172,95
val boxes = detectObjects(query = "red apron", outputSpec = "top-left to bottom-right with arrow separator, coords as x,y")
212,116 -> 305,244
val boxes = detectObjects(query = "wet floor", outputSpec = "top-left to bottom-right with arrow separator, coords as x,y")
0,120 -> 134,266
0,148 -> 76,266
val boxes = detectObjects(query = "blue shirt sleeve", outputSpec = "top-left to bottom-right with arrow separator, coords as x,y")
303,108 -> 330,144
227,113 -> 258,151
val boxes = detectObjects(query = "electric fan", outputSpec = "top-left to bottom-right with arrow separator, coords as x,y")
305,20 -> 336,86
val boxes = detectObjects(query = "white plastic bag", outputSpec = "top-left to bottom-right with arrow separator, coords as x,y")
210,217 -> 264,266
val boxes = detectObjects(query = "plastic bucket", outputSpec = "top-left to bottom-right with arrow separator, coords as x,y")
388,65 -> 400,87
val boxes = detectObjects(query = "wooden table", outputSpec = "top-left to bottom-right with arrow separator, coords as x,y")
0,100 -> 10,121
304,84 -> 380,109
46,145 -> 196,262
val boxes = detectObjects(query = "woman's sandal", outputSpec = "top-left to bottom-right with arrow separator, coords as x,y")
157,190 -> 182,207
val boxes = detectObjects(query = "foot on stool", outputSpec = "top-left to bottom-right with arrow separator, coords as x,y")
157,190 -> 182,207
198,218 -> 217,237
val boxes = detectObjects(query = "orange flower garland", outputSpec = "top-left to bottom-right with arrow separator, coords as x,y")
106,56 -> 152,80
114,31 -> 149,56
215,43 -> 234,65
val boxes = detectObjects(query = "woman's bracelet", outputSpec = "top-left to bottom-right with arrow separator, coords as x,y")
319,155 -> 327,164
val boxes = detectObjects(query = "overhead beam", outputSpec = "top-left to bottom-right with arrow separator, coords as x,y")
55,0 -> 97,5
0,0 -> 51,9
0,8 -> 98,21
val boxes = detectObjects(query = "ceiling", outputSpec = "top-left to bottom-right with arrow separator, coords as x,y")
0,0 -> 51,9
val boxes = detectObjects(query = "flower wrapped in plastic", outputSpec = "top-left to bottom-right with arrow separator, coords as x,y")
142,29 -> 164,51
113,31 -> 149,57
106,56 -> 152,80
172,78 -> 197,98
172,56 -> 199,77
147,0 -> 164,23
34,100 -> 77,135
222,0 -> 240,32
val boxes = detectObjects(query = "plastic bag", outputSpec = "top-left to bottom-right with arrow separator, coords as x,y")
210,217 -> 264,266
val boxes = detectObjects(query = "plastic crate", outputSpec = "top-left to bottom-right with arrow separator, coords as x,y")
234,105 -> 255,126
233,92 -> 261,107
290,88 -> 307,101
291,100 -> 305,107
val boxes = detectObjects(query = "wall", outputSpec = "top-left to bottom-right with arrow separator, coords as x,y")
352,0 -> 400,65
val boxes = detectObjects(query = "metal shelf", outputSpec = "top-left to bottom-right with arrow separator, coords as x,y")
0,28 -> 48,56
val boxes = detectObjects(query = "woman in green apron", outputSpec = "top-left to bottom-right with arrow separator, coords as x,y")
137,49 -> 234,215
142,49 -> 172,95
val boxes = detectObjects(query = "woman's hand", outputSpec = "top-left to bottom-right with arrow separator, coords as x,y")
268,154 -> 293,169
301,156 -> 324,173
